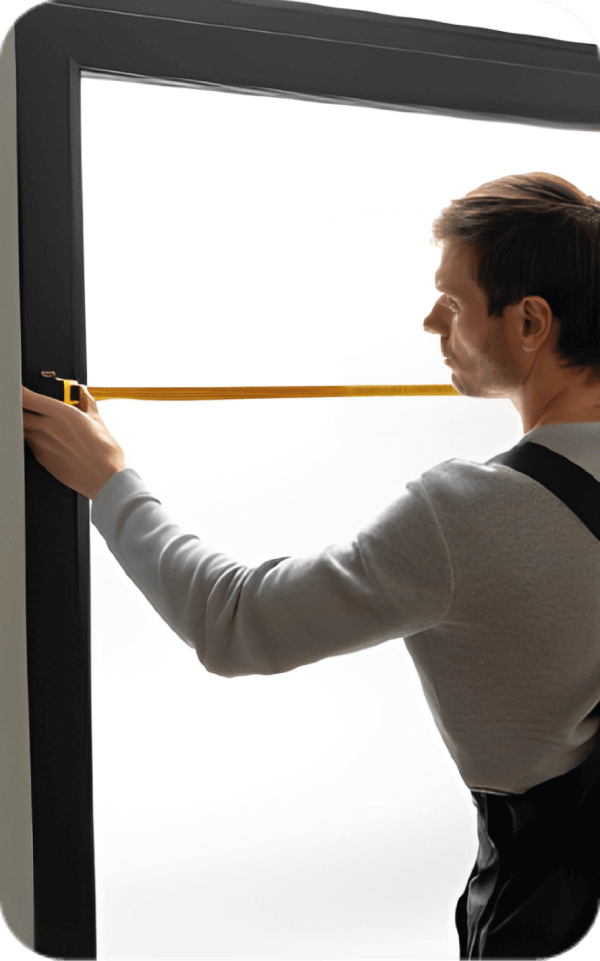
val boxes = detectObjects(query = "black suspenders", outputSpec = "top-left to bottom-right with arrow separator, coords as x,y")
486,440 -> 600,542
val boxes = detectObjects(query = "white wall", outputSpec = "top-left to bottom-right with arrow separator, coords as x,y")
81,67 -> 597,959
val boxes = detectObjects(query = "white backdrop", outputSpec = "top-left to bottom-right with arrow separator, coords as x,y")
2,1 -> 600,960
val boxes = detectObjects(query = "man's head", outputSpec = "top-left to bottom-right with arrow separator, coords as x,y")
423,173 -> 600,431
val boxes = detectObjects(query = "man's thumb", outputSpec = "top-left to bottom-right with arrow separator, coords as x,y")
78,384 -> 97,413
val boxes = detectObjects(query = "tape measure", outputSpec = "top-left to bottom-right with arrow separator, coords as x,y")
39,371 -> 459,402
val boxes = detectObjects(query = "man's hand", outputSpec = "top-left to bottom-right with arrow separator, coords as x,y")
22,383 -> 128,500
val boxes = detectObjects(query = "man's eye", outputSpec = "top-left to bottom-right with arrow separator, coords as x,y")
445,297 -> 458,310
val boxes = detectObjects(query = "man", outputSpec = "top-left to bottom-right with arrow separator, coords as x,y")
22,171 -> 600,957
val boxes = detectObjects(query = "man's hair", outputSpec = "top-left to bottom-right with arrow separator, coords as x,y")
430,172 -> 600,383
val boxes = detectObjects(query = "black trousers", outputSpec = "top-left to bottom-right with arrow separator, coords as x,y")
455,729 -> 600,959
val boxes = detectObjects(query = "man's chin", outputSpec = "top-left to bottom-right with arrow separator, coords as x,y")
448,370 -> 478,398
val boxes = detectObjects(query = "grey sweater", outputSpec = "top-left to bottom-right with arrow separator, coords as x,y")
91,422 -> 600,796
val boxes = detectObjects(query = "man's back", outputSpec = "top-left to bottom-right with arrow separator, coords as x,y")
404,420 -> 600,795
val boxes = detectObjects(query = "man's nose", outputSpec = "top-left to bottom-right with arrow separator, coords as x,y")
423,296 -> 449,335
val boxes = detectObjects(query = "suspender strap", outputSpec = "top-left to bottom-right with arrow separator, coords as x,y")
486,440 -> 600,543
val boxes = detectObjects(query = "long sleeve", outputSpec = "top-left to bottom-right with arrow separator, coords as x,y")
92,429 -> 600,794
91,467 -> 453,677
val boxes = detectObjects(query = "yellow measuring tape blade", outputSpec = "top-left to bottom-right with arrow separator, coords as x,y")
41,374 -> 459,404
83,384 -> 460,401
